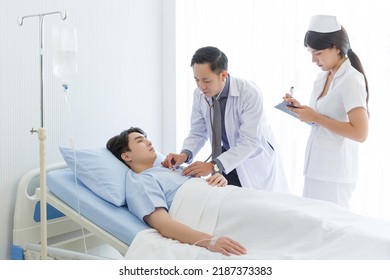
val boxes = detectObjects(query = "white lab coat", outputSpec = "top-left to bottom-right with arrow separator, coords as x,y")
304,59 -> 367,184
182,76 -> 288,192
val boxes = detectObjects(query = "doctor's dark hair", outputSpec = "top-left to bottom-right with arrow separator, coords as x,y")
304,26 -> 369,108
106,127 -> 147,165
191,46 -> 228,74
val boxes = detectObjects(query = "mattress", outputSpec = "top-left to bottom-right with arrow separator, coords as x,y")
46,168 -> 150,245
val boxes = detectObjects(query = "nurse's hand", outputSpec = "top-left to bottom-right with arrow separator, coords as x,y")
289,105 -> 317,123
206,173 -> 228,187
283,93 -> 301,108
162,153 -> 188,169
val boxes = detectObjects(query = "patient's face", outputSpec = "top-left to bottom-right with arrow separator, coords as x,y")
125,132 -> 157,164
193,63 -> 226,98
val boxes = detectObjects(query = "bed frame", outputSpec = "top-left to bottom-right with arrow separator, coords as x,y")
12,162 -> 128,260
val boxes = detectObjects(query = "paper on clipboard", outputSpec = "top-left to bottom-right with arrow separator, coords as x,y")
274,101 -> 314,126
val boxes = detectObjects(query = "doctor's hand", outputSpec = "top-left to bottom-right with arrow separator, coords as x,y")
182,161 -> 213,177
206,173 -> 228,187
162,153 -> 188,169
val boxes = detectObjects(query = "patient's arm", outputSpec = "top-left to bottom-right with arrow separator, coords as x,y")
144,208 -> 246,256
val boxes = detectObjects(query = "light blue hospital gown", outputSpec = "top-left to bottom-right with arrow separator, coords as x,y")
125,166 -> 190,221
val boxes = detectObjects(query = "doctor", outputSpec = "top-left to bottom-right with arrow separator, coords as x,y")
163,46 -> 288,192
283,15 -> 369,208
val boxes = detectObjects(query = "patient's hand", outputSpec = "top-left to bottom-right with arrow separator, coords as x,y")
208,236 -> 247,256
206,173 -> 228,187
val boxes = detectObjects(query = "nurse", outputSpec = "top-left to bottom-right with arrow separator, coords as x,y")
163,46 -> 288,192
283,15 -> 369,208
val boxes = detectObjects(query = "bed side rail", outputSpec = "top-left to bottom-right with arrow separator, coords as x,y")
13,162 -> 72,247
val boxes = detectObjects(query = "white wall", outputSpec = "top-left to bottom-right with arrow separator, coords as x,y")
0,0 -> 168,260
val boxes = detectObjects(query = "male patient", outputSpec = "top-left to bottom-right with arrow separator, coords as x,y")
106,127 -> 246,256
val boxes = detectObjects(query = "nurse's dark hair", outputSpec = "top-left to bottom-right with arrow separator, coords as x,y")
106,127 -> 147,165
190,46 -> 228,74
304,26 -> 369,110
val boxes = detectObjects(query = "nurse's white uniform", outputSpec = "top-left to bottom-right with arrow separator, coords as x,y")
303,59 -> 367,208
182,76 -> 288,193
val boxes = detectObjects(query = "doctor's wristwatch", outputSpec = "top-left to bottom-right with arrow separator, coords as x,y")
211,160 -> 220,175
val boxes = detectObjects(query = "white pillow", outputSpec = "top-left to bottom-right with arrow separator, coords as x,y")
59,146 -> 165,206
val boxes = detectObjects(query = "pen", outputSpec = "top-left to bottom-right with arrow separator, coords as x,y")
287,86 -> 298,108
290,86 -> 294,97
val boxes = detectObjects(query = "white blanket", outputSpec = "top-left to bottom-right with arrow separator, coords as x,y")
125,178 -> 390,260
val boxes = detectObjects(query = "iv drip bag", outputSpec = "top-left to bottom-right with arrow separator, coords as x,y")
53,26 -> 77,82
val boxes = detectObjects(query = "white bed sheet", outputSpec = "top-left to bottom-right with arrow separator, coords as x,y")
126,178 -> 390,260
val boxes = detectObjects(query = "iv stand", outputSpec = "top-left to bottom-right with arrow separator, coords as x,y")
17,11 -> 67,260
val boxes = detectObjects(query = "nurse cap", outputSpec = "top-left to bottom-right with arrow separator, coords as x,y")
308,15 -> 341,33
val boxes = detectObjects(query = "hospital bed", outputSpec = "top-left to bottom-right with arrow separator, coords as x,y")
13,152 -> 390,260
12,162 -> 149,260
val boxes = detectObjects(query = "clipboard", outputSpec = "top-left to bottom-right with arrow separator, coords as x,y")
274,101 -> 314,125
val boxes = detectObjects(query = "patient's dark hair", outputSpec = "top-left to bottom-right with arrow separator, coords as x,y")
190,46 -> 228,74
106,127 -> 147,165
